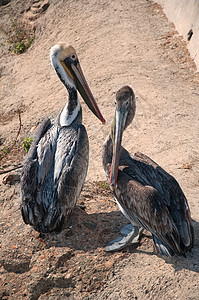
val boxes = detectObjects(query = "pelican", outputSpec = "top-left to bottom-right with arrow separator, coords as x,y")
20,43 -> 105,233
103,86 -> 194,256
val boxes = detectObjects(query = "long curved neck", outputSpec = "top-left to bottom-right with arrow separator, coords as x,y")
51,53 -> 81,127
59,87 -> 82,127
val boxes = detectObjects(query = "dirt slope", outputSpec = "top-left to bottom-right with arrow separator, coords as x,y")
0,0 -> 199,299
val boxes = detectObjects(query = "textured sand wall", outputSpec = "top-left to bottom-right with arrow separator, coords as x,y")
156,0 -> 199,71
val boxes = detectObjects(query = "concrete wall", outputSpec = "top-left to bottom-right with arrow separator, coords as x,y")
156,0 -> 199,71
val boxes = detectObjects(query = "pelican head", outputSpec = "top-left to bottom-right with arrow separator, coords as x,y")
110,86 -> 136,190
50,43 -> 105,123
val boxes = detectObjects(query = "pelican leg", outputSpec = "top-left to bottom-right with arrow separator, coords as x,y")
105,224 -> 144,252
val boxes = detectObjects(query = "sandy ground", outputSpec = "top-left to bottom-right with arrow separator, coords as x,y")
0,0 -> 199,299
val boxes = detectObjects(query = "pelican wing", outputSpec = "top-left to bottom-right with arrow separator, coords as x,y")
20,118 -> 52,209
52,124 -> 89,223
27,118 -> 52,159
118,178 -> 179,252
20,123 -> 89,232
132,152 -> 194,249
113,150 -> 194,256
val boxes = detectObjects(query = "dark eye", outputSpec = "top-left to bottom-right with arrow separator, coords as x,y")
71,54 -> 76,60
126,101 -> 129,106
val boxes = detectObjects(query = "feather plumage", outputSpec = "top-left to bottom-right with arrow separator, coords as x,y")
21,115 -> 89,232
103,86 -> 194,256
20,43 -> 105,232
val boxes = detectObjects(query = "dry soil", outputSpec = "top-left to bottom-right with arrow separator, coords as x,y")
0,0 -> 199,299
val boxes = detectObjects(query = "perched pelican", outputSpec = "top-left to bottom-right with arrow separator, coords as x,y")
20,43 -> 105,233
103,86 -> 194,256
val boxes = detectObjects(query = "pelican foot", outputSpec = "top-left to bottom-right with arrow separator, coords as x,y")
105,224 -> 143,252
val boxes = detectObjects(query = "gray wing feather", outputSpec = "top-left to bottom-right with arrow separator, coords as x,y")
26,118 -> 51,159
20,118 -> 52,225
21,122 -> 89,233
53,125 -> 89,219
20,118 -> 51,202
37,124 -> 58,186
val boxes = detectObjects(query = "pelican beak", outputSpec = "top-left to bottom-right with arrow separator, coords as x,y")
110,108 -> 127,190
63,58 -> 105,124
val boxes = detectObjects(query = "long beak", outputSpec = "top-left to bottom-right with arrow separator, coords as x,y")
110,108 -> 127,190
70,62 -> 105,123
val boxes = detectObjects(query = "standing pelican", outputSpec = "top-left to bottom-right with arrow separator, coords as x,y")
20,43 -> 105,233
103,86 -> 194,256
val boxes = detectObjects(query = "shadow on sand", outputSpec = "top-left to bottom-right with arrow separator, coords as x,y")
38,206 -> 199,275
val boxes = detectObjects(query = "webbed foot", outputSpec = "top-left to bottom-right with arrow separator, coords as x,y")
105,224 -> 143,252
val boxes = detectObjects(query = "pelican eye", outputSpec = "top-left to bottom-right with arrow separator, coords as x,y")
70,54 -> 77,61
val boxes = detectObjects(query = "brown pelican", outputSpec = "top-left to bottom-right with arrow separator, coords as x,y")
20,43 -> 105,233
103,86 -> 194,256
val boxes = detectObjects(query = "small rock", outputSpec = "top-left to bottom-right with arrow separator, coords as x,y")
182,163 -> 192,170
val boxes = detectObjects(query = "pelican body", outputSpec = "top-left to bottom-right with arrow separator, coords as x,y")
20,43 -> 105,233
103,86 -> 194,256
